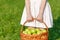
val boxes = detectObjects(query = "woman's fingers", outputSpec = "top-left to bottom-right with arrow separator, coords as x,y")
26,15 -> 43,23
26,16 -> 34,22
27,18 -> 34,22
35,16 -> 43,23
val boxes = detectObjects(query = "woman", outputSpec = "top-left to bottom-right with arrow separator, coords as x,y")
20,0 -> 53,28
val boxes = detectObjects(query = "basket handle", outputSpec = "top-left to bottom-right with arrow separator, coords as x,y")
20,18 -> 48,32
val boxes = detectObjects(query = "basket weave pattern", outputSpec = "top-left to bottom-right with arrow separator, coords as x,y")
20,32 -> 48,40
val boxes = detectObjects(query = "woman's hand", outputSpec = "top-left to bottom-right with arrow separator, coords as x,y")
25,0 -> 34,22
36,15 -> 43,23
27,15 -> 34,22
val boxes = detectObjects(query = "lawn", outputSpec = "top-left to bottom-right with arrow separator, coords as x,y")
0,0 -> 60,40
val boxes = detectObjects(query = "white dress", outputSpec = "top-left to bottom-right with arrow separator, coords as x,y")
20,0 -> 53,28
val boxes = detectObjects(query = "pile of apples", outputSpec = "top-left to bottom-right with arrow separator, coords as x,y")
23,28 -> 47,35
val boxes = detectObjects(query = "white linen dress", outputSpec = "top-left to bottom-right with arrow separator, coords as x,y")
20,0 -> 53,28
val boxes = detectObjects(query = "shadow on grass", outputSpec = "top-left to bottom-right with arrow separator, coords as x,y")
49,17 -> 60,40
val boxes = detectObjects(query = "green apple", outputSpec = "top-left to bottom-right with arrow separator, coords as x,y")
32,32 -> 36,35
27,31 -> 31,34
35,29 -> 40,31
34,28 -> 41,34
31,29 -> 35,33
25,29 -> 29,32
37,30 -> 42,34
24,28 -> 32,35
23,31 -> 28,34
42,29 -> 47,33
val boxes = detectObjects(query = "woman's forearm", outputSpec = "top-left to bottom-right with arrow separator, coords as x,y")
39,0 -> 46,16
25,0 -> 31,16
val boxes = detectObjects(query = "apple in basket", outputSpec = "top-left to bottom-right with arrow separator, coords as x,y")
23,28 -> 31,35
30,28 -> 42,35
35,29 -> 42,34
23,28 -> 43,35
30,28 -> 36,34
23,31 -> 27,34
41,29 -> 47,33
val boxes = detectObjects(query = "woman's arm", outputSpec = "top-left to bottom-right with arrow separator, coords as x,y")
25,0 -> 33,22
25,0 -> 31,16
36,0 -> 46,22
38,0 -> 46,16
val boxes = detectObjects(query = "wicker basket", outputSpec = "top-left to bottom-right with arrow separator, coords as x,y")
20,20 -> 48,40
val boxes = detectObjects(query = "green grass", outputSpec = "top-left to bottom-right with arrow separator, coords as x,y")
0,0 -> 60,40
